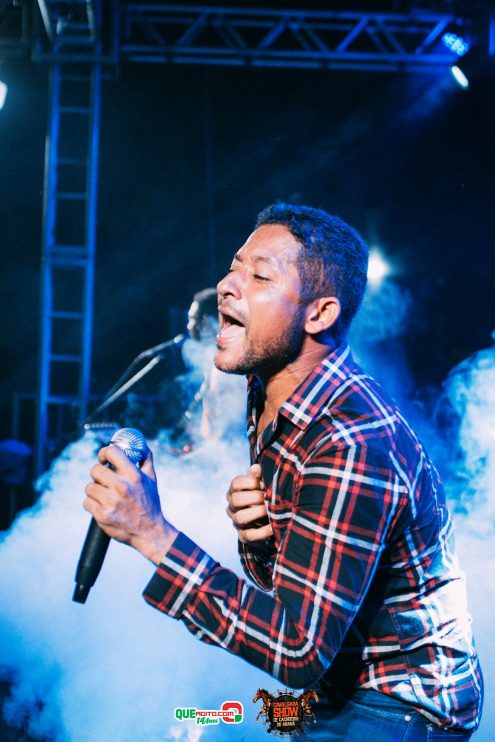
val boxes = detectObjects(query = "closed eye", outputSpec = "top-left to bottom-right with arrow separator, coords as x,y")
253,274 -> 270,281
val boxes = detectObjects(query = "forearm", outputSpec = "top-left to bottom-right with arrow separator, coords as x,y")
143,531 -> 325,688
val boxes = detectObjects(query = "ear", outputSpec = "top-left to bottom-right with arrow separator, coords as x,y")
304,296 -> 341,336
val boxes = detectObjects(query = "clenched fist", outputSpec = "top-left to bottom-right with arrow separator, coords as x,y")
226,463 -> 272,544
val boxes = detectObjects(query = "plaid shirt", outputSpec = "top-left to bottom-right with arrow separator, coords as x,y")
143,344 -> 483,731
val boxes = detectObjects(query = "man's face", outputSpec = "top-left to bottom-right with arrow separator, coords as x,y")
216,224 -> 306,378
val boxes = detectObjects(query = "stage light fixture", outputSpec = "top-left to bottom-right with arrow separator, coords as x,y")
440,26 -> 475,89
448,46 -> 480,91
367,249 -> 391,288
442,32 -> 470,58
450,64 -> 470,89
0,80 -> 7,110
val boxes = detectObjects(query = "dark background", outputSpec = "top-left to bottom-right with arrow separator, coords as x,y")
0,45 -> 494,441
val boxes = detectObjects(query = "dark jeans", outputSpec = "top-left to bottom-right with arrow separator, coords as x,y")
305,688 -> 472,741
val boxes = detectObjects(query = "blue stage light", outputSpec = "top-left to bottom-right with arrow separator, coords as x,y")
367,249 -> 392,288
442,33 -> 470,57
450,65 -> 470,90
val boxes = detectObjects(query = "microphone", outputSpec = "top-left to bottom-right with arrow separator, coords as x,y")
72,427 -> 149,604
83,334 -> 186,426
136,333 -> 185,361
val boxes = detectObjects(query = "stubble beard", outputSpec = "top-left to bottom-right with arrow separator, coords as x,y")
215,307 -> 306,380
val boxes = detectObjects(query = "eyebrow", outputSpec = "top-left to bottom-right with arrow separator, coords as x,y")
233,252 -> 276,266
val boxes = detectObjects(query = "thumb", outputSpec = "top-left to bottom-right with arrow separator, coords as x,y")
247,463 -> 264,489
140,447 -> 156,481
247,463 -> 261,477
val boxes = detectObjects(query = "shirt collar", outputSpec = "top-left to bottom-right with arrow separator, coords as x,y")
248,343 -> 355,433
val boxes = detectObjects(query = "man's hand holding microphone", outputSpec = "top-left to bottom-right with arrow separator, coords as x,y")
78,431 -> 271,603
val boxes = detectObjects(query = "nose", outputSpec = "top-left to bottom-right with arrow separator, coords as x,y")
217,269 -> 242,302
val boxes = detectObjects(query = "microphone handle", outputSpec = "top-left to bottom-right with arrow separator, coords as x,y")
72,518 -> 111,604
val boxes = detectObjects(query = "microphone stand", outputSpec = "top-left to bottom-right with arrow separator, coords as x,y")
83,334 -> 185,427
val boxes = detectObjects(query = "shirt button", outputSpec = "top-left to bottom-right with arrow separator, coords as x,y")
404,715 -> 411,721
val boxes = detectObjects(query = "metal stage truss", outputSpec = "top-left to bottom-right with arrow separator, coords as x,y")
0,1 -> 488,472
118,4 -> 471,73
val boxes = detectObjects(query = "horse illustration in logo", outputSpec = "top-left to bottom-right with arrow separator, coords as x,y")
253,688 -> 319,736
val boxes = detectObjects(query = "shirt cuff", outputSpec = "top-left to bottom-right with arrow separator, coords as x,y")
142,531 -> 218,618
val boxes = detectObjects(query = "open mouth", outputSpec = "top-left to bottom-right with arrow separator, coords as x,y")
218,308 -> 245,343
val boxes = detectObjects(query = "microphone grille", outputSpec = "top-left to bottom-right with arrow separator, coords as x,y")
110,428 -> 149,467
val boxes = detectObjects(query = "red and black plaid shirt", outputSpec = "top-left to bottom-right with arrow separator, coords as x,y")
144,344 -> 483,731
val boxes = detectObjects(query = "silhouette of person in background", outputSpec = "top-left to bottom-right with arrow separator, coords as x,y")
171,288 -> 246,451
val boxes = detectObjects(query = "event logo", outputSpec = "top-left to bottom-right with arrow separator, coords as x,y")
174,701 -> 243,726
253,688 -> 319,737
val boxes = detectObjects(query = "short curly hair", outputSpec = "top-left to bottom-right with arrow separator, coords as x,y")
255,202 -> 368,339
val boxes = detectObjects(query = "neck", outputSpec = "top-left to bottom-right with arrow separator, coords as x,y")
257,337 -> 337,424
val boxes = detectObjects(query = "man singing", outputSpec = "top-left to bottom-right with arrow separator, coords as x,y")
85,203 -> 483,739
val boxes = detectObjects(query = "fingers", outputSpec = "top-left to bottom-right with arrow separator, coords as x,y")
98,445 -> 139,477
226,494 -> 270,535
82,488 -> 130,543
226,463 -> 273,543
226,499 -> 273,543
238,523 -> 273,544
228,488 -> 265,512
226,503 -> 268,528
89,461 -> 137,503
89,462 -> 116,487
228,473 -> 265,496
84,481 -> 101,511
89,447 -> 144,513
96,444 -> 157,485
84,477 -> 122,508
83,481 -> 115,526
227,464 -> 265,504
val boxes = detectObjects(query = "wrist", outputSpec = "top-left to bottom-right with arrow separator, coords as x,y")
131,518 -> 179,566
